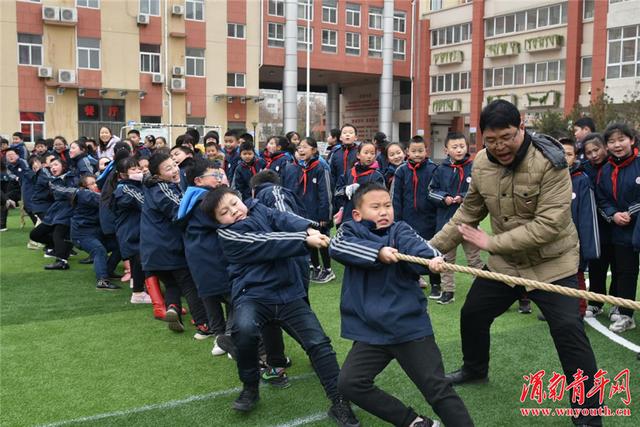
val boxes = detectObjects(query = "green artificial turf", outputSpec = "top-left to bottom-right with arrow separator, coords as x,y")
1,211 -> 639,426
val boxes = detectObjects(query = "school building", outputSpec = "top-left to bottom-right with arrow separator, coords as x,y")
2,0 -> 639,157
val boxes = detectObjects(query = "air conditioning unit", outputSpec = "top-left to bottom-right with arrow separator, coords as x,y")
58,69 -> 77,84
60,7 -> 77,23
137,14 -> 149,25
172,66 -> 185,77
42,6 -> 60,21
170,78 -> 186,91
151,73 -> 164,84
172,5 -> 185,15
38,66 -> 53,78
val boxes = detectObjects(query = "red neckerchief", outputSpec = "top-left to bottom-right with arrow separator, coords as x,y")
406,160 -> 426,210
350,164 -> 376,184
298,159 -> 320,194
608,148 -> 638,200
241,159 -> 259,176
58,150 -> 67,162
265,152 -> 285,169
342,144 -> 355,176
448,157 -> 473,195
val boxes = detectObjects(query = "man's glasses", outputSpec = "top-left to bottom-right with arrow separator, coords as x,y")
483,130 -> 519,149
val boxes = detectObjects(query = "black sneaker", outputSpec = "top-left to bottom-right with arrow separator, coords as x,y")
232,384 -> 260,412
69,249 -> 78,257
96,279 -> 121,290
43,248 -> 56,258
518,300 -> 532,314
310,267 -> 322,283
164,305 -> 185,333
328,397 -> 360,427
194,324 -> 216,340
437,291 -> 455,305
260,367 -> 291,388
315,268 -> 336,284
44,259 -> 70,270
79,257 -> 93,265
413,416 -> 441,427
429,284 -> 442,299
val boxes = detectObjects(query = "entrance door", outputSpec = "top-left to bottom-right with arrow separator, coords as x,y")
77,98 -> 126,140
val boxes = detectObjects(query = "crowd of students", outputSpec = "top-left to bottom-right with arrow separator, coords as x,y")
0,106 -> 638,426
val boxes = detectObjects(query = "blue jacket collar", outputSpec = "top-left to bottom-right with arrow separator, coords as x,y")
177,186 -> 208,220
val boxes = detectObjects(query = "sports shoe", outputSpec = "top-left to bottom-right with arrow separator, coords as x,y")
130,292 -> 152,304
328,397 -> 360,427
107,272 -> 123,280
315,268 -> 336,284
194,324 -> 216,340
413,416 -> 441,427
518,300 -> 532,314
215,334 -> 237,358
164,305 -> 185,333
437,291 -> 455,305
261,367 -> 291,388
96,279 -> 121,290
69,249 -> 78,257
585,305 -> 604,318
44,259 -> 69,270
310,267 -> 322,283
429,284 -> 442,299
609,315 -> 636,333
27,240 -> 43,250
609,306 -> 621,322
0,228 -> 7,232
211,336 -> 227,356
79,257 -> 93,265
232,384 -> 259,412
43,248 -> 56,258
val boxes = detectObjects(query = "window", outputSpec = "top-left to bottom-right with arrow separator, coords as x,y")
485,3 -> 567,38
298,0 -> 313,21
322,29 -> 337,53
346,3 -> 360,27
227,23 -> 245,39
139,0 -> 160,16
430,0 -> 442,11
369,7 -> 382,30
140,44 -> 161,73
322,0 -> 337,24
581,56 -> 592,79
431,23 -> 471,47
394,11 -> 406,33
76,0 -> 99,8
77,37 -> 100,70
393,38 -> 406,60
185,48 -> 205,77
583,0 -> 594,20
431,71 -> 470,93
346,32 -> 360,55
268,0 -> 284,16
20,112 -> 45,143
227,73 -> 245,88
607,25 -> 640,79
17,33 -> 42,66
368,35 -> 382,58
186,0 -> 204,21
484,59 -> 565,87
297,26 -> 313,51
268,23 -> 284,47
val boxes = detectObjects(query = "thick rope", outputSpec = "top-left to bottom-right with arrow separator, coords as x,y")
396,253 -> 640,311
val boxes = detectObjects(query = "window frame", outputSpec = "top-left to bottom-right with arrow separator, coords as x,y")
185,0 -> 204,21
368,7 -> 383,30
346,3 -> 361,28
267,22 -> 285,48
297,26 -> 314,51
394,11 -> 406,33
298,0 -> 313,21
139,0 -> 160,16
76,0 -> 99,9
583,0 -> 595,20
485,2 -> 567,39
227,72 -> 246,88
431,23 -> 471,47
17,33 -> 43,67
139,44 -> 161,74
581,56 -> 593,79
485,59 -> 566,88
345,31 -> 361,55
185,48 -> 205,77
322,0 -> 337,24
606,25 -> 640,79
268,0 -> 284,17
77,37 -> 101,70
227,23 -> 246,39
393,38 -> 406,61
368,35 -> 382,58
19,113 -> 46,143
431,71 -> 470,93
321,29 -> 337,53
430,0 -> 443,11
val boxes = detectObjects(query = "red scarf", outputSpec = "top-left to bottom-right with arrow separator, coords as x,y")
265,152 -> 285,169
298,159 -> 319,194
608,148 -> 638,200
406,160 -> 426,210
241,160 -> 259,176
350,165 -> 376,184
448,157 -> 473,195
342,144 -> 355,176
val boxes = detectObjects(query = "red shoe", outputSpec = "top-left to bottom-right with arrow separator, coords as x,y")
144,276 -> 166,319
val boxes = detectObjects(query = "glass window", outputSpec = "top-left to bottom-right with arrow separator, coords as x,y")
536,62 -> 548,82
139,0 -> 160,16
504,66 -> 514,85
526,9 -> 537,30
581,56 -> 592,78
525,63 -> 535,84
505,14 -> 515,33
538,7 -> 549,27
484,69 -> 493,88
549,4 -> 561,25
494,68 -> 503,86
430,0 -> 442,11
369,7 -> 382,30
186,0 -> 204,20
515,11 -> 526,32
485,19 -> 494,38
548,60 -> 559,80
495,16 -> 505,35
346,32 -> 360,55
461,72 -> 469,90
514,64 -> 524,85
76,0 -> 99,8
227,23 -> 245,39
77,37 -> 100,70
185,48 -> 205,77
322,0 -> 337,24
298,0 -> 313,21
268,0 -> 284,16
140,44 -> 161,73
268,23 -> 285,47
346,3 -> 360,27
393,38 -> 405,60
17,33 -> 42,66
368,35 -> 382,58
394,11 -> 406,33
20,112 -> 45,143
322,29 -> 337,53
583,0 -> 594,20
297,26 -> 313,51
227,73 -> 245,88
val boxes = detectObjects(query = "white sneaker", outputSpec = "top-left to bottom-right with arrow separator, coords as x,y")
609,306 -> 621,322
27,240 -> 44,250
211,336 -> 227,356
585,305 -> 604,318
130,292 -> 152,304
609,315 -> 636,333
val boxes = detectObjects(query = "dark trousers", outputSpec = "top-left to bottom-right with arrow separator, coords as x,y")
309,226 -> 332,269
0,205 -> 7,229
30,223 -> 73,260
73,235 -> 120,280
202,294 -> 232,335
129,254 -> 145,292
339,337 -> 473,427
232,298 -> 340,400
460,273 -> 601,426
154,268 -> 208,326
588,243 -> 618,307
612,245 -> 639,317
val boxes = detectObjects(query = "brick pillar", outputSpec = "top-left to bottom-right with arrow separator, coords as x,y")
470,0 -> 485,154
413,18 -> 431,138
451,116 -> 464,133
591,0 -> 608,102
564,0 -> 582,113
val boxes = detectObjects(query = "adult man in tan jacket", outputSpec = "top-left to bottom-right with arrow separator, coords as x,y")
430,100 -> 601,426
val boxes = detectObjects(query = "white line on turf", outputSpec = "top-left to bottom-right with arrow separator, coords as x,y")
38,373 -> 315,427
584,317 -> 640,353
269,411 -> 328,427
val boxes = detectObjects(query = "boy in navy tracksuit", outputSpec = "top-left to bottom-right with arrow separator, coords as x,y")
331,182 -> 473,427
391,135 -> 441,296
177,158 -> 236,357
330,124 -> 359,197
232,141 -> 265,200
428,133 -> 482,304
10,132 -> 29,160
596,123 -> 640,333
223,130 -> 242,180
202,187 -> 359,427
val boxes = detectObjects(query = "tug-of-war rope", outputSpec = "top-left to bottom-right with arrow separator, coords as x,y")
396,254 -> 640,312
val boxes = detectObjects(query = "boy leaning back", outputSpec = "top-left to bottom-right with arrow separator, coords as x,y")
330,182 -> 474,427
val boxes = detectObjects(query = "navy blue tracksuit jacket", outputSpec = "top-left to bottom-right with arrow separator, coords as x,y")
7,158 -> 35,213
336,164 -> 385,222
569,162 -> 601,270
113,179 -> 144,259
282,157 -> 333,223
263,151 -> 291,177
391,159 -> 438,239
232,158 -> 266,200
329,143 -> 359,191
31,168 -> 53,215
428,155 -> 473,231
329,220 -> 439,345
224,147 -> 241,180
70,189 -> 101,240
43,173 -> 77,226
